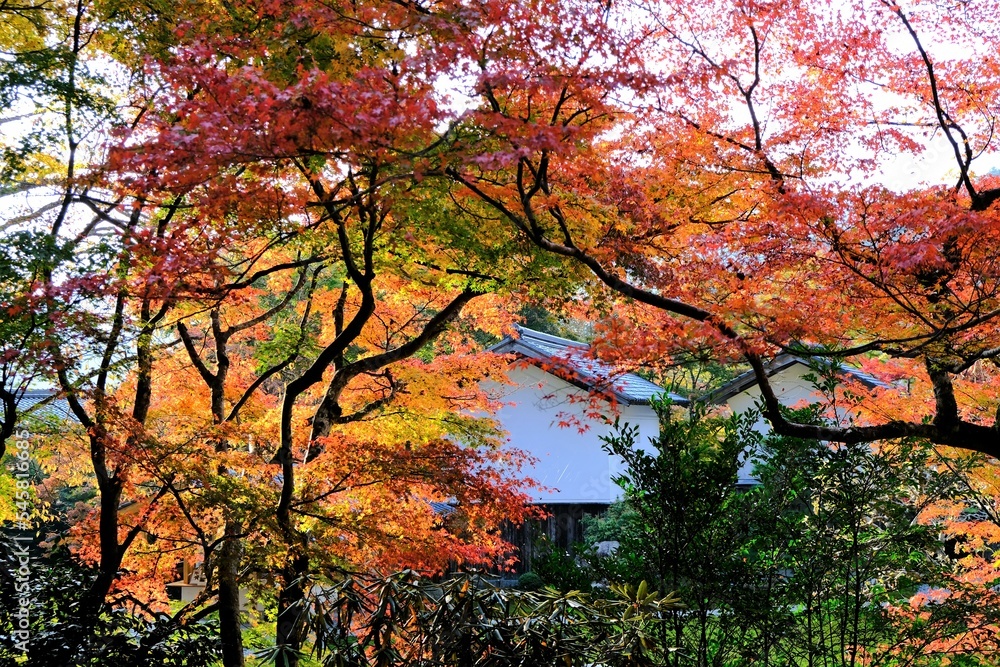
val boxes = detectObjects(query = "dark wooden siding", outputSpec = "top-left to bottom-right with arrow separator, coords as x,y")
500,503 -> 610,575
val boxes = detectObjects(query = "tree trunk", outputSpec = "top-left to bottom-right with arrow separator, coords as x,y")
79,474 -> 123,619
275,552 -> 310,667
218,520 -> 246,667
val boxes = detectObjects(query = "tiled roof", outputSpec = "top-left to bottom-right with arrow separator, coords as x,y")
701,353 -> 895,405
428,500 -> 457,517
15,389 -> 73,422
489,325 -> 688,406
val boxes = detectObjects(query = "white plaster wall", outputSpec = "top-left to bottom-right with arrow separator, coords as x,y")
725,364 -> 824,484
489,365 -> 661,504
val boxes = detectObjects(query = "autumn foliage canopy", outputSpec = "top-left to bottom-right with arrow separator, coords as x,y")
4,0 -> 1000,663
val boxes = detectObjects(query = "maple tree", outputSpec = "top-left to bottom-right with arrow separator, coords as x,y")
0,0 -> 172,638
115,0 -> 1000,457
2,3 -> 542,666
0,0 -> 114,462
95,10 -> 548,665
434,0 -> 1000,456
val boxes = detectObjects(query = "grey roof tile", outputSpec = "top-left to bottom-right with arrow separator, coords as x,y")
428,500 -> 456,517
15,389 -> 73,422
490,325 -> 688,406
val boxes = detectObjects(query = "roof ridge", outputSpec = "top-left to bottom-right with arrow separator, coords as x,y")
21,388 -> 59,397
493,325 -> 688,405
512,324 -> 589,349
511,336 -> 589,374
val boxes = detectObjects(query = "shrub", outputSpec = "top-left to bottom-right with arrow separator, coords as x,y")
516,571 -> 543,591
528,536 -> 595,592
0,535 -> 220,667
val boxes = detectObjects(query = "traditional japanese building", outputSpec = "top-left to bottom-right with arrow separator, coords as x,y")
487,325 -> 687,568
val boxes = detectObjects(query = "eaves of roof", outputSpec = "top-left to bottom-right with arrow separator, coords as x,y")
701,353 -> 894,405
489,325 -> 688,406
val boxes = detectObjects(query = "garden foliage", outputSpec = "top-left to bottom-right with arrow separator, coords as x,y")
584,399 -> 1000,666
